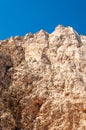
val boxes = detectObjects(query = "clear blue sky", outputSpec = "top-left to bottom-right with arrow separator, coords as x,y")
0,0 -> 86,39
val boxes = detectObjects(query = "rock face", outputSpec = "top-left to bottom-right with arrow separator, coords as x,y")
0,25 -> 86,130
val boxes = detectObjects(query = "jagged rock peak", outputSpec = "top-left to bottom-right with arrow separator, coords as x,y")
34,29 -> 49,41
54,25 -> 77,35
37,29 -> 49,36
24,32 -> 34,40
49,25 -> 82,47
50,25 -> 79,39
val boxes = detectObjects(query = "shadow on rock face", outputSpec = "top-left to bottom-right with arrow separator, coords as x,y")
0,53 -> 15,130
0,53 -> 13,89
0,41 -> 26,130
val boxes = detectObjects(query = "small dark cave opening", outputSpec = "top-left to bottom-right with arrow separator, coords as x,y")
5,65 -> 11,72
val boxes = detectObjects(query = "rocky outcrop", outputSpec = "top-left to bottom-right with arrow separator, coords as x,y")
0,25 -> 86,130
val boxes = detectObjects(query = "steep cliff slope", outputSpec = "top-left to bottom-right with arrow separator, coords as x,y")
0,25 -> 86,130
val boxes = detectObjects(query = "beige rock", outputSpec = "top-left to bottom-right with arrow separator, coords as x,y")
0,25 -> 86,130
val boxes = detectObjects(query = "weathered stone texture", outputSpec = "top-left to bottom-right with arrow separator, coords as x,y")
0,25 -> 86,130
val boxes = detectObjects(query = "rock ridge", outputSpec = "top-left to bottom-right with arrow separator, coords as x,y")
0,25 -> 86,130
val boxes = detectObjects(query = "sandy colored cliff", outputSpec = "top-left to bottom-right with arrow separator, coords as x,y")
0,25 -> 86,130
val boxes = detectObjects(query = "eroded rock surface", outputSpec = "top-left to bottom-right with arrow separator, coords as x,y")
0,25 -> 86,130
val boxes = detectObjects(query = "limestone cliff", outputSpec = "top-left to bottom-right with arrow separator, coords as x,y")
0,25 -> 86,130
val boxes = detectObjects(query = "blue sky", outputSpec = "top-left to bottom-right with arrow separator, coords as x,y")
0,0 -> 86,39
